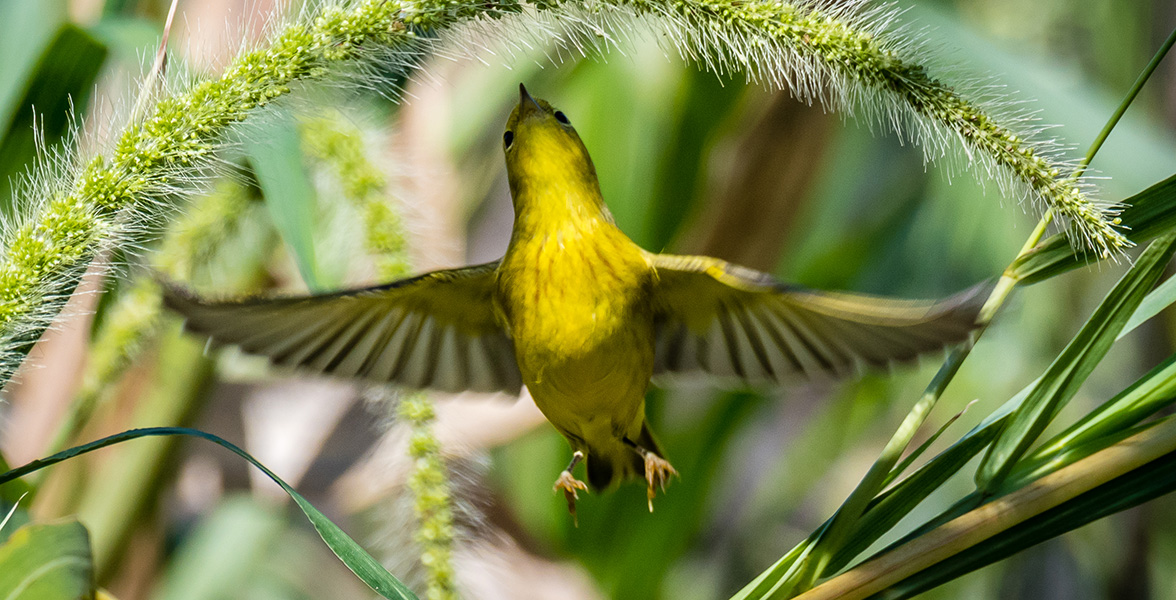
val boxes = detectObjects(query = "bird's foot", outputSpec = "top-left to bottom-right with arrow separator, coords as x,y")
554,470 -> 589,525
642,453 -> 678,512
554,450 -> 588,524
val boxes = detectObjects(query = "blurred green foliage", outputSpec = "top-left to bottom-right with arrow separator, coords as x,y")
1,0 -> 1176,599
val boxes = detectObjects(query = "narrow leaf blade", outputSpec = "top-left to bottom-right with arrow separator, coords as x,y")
1119,271 -> 1176,338
0,428 -> 418,600
1011,174 -> 1176,284
872,439 -> 1176,599
977,231 -> 1176,490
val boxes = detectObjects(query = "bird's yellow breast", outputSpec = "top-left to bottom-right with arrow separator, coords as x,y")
495,216 -> 656,440
498,217 -> 653,362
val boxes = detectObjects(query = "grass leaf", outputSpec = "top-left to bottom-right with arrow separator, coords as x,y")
976,231 -> 1176,491
861,422 -> 1176,599
1011,174 -> 1176,284
0,520 -> 93,600
797,418 -> 1176,600
245,108 -> 325,291
1119,271 -> 1176,339
1021,351 -> 1176,475
0,428 -> 418,600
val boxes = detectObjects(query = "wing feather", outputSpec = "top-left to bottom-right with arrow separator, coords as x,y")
163,262 -> 521,394
650,254 -> 985,383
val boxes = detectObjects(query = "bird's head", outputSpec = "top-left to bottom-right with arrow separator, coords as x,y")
503,84 -> 602,213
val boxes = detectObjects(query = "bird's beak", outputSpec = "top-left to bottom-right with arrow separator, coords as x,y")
519,83 -> 543,119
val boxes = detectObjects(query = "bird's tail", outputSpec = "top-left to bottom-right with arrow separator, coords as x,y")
586,421 -> 664,491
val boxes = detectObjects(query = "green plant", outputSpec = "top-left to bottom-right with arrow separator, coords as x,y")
1,1 -> 1174,599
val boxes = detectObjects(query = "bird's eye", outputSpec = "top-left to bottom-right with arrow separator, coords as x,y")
504,130 -> 514,148
554,111 -> 570,125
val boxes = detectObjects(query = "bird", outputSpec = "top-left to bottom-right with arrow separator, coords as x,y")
163,84 -> 985,516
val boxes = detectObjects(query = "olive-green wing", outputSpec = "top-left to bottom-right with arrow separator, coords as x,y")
649,254 -> 985,382
163,262 -> 522,394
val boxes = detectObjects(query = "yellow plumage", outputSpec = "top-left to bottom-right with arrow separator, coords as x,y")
163,85 -> 986,514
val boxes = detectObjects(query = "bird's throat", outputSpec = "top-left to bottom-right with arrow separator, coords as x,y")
508,183 -> 613,245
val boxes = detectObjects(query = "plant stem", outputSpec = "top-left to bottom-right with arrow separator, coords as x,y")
787,23 -> 1176,595
76,326 -> 214,578
1074,25 -> 1176,181
792,207 -> 1054,591
792,417 -> 1176,600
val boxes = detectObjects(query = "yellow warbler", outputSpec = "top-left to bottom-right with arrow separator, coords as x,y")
165,85 -> 984,514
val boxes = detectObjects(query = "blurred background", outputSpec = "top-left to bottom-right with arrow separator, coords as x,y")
2,0 -> 1176,598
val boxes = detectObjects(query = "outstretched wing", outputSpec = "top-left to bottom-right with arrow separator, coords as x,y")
649,254 -> 985,382
163,262 -> 522,394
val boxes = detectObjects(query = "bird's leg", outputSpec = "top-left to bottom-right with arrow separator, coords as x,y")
623,438 -> 678,512
553,450 -> 588,524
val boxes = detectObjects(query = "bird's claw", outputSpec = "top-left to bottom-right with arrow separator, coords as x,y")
554,470 -> 588,525
643,454 -> 678,512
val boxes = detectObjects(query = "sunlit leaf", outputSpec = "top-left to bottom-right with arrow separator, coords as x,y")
1021,351 -> 1176,477
976,232 -> 1176,491
0,521 -> 94,600
1119,270 -> 1176,338
869,425 -> 1176,600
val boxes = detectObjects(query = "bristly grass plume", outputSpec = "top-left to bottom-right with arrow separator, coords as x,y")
304,108 -> 457,598
447,0 -> 1127,255
0,0 -> 1123,392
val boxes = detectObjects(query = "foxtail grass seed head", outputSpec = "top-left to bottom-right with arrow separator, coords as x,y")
299,112 -> 411,279
0,0 -> 424,388
398,393 -> 459,600
447,0 -> 1127,256
302,106 -> 458,599
0,0 -> 1125,390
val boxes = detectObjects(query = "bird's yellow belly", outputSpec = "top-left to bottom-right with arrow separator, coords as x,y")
498,231 -> 655,447
521,324 -> 654,444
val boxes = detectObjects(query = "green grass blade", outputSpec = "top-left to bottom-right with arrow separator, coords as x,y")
0,428 -> 418,600
1011,174 -> 1176,284
884,400 -> 977,489
866,427 -> 1176,600
1024,351 -> 1176,469
729,530 -> 821,600
976,231 -> 1176,492
796,418 -> 1176,600
246,108 -> 325,291
733,396 -> 1023,598
832,354 -> 1176,581
1119,271 -> 1176,338
0,520 -> 93,600
790,344 -> 976,590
